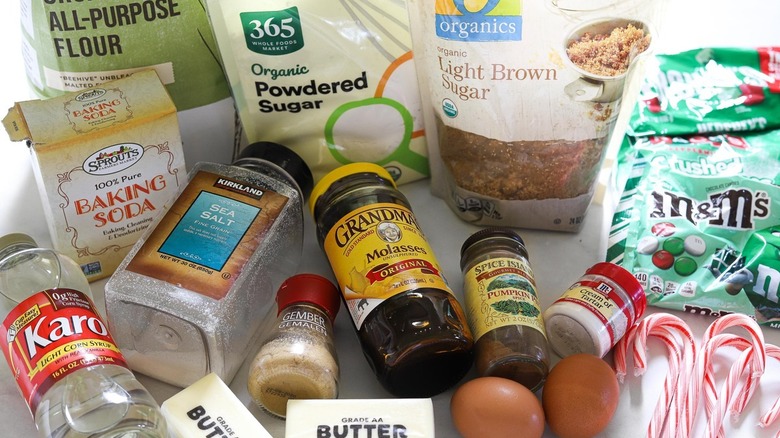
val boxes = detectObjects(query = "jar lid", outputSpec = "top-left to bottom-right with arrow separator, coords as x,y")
585,262 -> 647,316
308,162 -> 396,217
234,142 -> 314,200
0,233 -> 36,250
0,233 -> 37,263
460,227 -> 526,257
276,273 -> 341,321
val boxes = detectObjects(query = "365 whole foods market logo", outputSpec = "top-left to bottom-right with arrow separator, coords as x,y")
241,7 -> 304,55
83,143 -> 144,175
435,0 -> 522,42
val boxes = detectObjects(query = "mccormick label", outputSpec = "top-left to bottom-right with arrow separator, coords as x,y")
0,289 -> 128,413
322,203 -> 451,329
554,279 -> 631,346
126,171 -> 289,300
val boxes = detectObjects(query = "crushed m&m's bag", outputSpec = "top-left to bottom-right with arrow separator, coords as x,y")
608,47 -> 780,329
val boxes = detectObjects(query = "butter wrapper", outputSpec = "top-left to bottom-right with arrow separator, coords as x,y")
162,373 -> 272,438
3,70 -> 186,281
286,398 -> 435,438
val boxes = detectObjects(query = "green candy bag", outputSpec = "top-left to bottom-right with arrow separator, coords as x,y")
608,47 -> 780,328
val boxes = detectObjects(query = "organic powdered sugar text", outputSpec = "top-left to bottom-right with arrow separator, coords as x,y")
252,65 -> 369,114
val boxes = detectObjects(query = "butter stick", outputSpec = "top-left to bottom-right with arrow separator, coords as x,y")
286,398 -> 435,438
161,373 -> 272,438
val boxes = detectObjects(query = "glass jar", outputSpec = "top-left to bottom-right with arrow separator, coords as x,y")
309,163 -> 474,397
460,227 -> 550,392
247,273 -> 340,418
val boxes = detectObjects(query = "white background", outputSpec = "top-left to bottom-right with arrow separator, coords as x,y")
1,1 -> 780,437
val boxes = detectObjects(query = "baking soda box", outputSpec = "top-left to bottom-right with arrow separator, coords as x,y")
3,70 -> 186,281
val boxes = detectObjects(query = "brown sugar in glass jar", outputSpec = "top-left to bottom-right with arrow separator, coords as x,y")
309,163 -> 474,397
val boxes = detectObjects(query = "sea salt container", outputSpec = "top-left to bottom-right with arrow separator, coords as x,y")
104,142 -> 312,387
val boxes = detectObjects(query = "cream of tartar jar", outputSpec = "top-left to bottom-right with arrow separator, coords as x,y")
543,262 -> 646,358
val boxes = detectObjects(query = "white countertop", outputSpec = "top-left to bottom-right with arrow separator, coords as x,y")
1,1 -> 779,437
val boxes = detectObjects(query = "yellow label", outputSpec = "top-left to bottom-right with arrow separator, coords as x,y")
463,257 -> 545,340
323,203 -> 451,329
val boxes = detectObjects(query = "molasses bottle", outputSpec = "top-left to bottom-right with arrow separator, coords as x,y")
310,163 -> 473,397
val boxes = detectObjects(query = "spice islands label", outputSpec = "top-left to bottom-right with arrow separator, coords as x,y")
0,289 -> 128,413
323,203 -> 452,329
464,257 -> 545,340
435,0 -> 523,42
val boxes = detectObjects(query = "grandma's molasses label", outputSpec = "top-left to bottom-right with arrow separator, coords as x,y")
323,203 -> 451,328
0,289 -> 128,413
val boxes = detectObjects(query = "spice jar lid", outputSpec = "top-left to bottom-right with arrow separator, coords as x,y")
276,273 -> 341,321
234,142 -> 314,200
460,227 -> 526,255
308,162 -> 396,217
459,227 -> 527,270
586,262 -> 647,316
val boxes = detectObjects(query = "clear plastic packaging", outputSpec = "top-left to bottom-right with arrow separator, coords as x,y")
0,233 -> 167,437
105,142 -> 313,387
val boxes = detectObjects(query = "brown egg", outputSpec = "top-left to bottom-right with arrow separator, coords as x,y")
450,376 -> 545,438
542,354 -> 620,438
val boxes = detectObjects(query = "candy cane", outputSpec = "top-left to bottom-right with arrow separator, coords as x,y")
690,332 -> 751,438
759,344 -> 780,432
615,322 -> 640,383
702,314 -> 766,419
615,313 -> 695,438
705,345 -> 754,438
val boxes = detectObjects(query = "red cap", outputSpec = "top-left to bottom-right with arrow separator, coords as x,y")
276,274 -> 341,321
585,262 -> 647,317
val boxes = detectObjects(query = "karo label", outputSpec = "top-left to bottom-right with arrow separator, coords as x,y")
0,289 -> 128,413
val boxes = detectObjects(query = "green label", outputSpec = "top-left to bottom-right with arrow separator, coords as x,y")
22,0 -> 230,110
241,7 -> 304,55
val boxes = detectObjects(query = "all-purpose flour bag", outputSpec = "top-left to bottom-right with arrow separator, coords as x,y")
18,0 -> 236,166
204,0 -> 429,184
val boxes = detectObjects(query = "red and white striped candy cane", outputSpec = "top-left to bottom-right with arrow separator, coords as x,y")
703,314 -> 766,418
759,343 -> 780,436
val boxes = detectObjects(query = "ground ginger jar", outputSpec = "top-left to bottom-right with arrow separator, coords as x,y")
310,163 -> 474,397
247,273 -> 341,418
